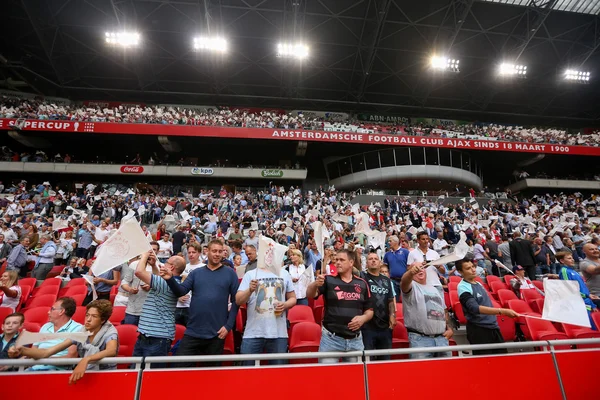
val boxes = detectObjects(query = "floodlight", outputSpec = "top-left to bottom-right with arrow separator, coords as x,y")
193,37 -> 228,52
276,43 -> 309,59
105,32 -> 140,47
430,56 -> 460,72
499,63 -> 527,77
564,69 -> 590,83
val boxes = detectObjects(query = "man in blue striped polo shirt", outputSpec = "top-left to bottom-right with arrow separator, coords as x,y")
132,250 -> 186,358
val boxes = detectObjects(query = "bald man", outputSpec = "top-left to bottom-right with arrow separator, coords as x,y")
581,243 -> 600,306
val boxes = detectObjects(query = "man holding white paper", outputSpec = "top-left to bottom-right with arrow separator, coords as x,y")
556,251 -> 598,329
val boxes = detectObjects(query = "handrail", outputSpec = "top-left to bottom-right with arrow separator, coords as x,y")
1,338 -> 598,370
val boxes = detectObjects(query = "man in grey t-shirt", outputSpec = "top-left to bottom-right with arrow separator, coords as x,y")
401,262 -> 453,359
498,236 -> 512,275
580,243 -> 600,302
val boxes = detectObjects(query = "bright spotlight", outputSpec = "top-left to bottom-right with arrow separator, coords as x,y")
276,43 -> 309,60
564,69 -> 590,83
193,37 -> 228,52
105,31 -> 140,47
430,56 -> 459,72
499,63 -> 527,77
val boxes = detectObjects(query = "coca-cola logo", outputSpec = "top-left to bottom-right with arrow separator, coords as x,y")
120,166 -> 144,174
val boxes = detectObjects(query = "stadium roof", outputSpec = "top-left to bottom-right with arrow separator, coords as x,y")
1,0 -> 600,126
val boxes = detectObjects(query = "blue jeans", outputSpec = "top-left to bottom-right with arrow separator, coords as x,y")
296,298 -> 309,306
408,332 -> 450,359
362,329 -> 392,361
391,280 -> 401,302
132,334 -> 171,368
240,337 -> 289,366
319,327 -> 364,364
122,313 -> 140,326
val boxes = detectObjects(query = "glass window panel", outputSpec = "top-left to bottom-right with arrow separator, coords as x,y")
395,148 -> 410,165
351,155 -> 365,173
425,148 -> 439,165
451,151 -> 461,168
339,158 -> 352,176
327,162 -> 340,179
379,149 -> 395,167
410,148 -> 425,165
365,151 -> 380,170
439,149 -> 451,166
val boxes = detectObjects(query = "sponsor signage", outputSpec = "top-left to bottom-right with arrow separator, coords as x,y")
83,101 -> 146,109
357,113 -> 410,124
191,167 -> 214,175
261,169 -> 284,178
120,166 -> 144,174
0,118 -> 598,157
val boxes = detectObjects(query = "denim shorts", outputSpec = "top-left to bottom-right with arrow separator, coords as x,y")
318,327 -> 363,364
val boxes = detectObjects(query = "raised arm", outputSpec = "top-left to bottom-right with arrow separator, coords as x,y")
134,251 -> 153,286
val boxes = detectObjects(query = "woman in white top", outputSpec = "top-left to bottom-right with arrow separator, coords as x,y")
55,230 -> 76,265
0,270 -> 22,312
287,249 -> 313,306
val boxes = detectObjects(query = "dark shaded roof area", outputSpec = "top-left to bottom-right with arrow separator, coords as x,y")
1,0 -> 600,126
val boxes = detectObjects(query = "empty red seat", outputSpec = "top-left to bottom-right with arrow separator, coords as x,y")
533,280 -> 544,292
23,306 -> 50,327
46,266 -> 66,279
507,299 -> 538,316
448,282 -> 459,292
116,324 -> 138,363
592,313 -> 600,330
486,275 -> 501,286
22,321 -> 42,332
562,323 -> 600,348
63,285 -> 88,297
497,315 -> 516,341
288,305 -> 315,326
449,276 -> 462,283
504,275 -> 515,287
525,317 -> 570,349
223,330 -> 235,355
289,321 -> 321,363
109,306 -> 126,326
25,294 -> 57,309
391,321 -> 409,360
490,281 -> 508,294
521,289 -> 543,309
31,278 -> 61,296
32,285 -> 60,298
70,294 -> 87,306
18,278 -> 37,289
497,289 -> 518,308
72,306 -> 86,324
313,296 -> 324,324
531,298 -> 545,314
449,290 -> 467,325
58,278 -> 86,297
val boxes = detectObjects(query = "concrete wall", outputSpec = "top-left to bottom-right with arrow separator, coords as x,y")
507,178 -> 600,192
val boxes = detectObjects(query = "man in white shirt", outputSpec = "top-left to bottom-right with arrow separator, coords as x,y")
175,242 -> 205,326
407,232 -> 441,265
157,233 -> 173,263
432,232 -> 449,257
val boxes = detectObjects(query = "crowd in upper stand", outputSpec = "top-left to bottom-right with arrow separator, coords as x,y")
1,98 -> 599,147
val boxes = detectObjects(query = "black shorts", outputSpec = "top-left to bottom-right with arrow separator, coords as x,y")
466,322 -> 507,355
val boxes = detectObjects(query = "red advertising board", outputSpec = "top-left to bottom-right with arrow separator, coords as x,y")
120,165 -> 144,174
1,118 -> 599,156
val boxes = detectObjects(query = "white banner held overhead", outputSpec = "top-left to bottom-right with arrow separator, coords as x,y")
542,279 -> 591,328
257,236 -> 288,277
91,217 -> 152,276
312,221 -> 325,259
52,219 -> 69,231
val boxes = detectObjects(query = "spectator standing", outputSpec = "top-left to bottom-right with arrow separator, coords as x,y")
32,234 -> 57,280
401,262 -> 452,359
362,253 -> 395,360
580,243 -> 600,304
383,235 -> 410,302
171,226 -> 186,255
235,253 -> 296,365
509,232 -> 536,281
0,234 -> 12,265
175,242 -> 205,326
243,229 -> 259,250
407,232 -> 441,265
157,233 -> 173,263
7,237 -> 29,277
121,242 -> 161,326
161,240 -> 239,366
84,266 -> 121,305
132,251 -> 185,359
498,236 -> 513,274
306,249 -> 373,364
75,224 -> 94,259
456,259 -> 517,355
287,249 -> 312,306
244,245 -> 258,272
303,238 -> 322,272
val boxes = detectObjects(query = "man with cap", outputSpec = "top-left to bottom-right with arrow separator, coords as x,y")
509,265 -> 537,299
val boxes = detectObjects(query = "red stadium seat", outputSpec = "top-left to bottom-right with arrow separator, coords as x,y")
449,290 -> 467,325
289,321 -> 321,363
449,276 -> 462,283
525,318 -> 570,349
490,281 -> 508,294
31,278 -> 61,296
507,299 -> 539,316
70,294 -> 87,306
396,302 -> 404,324
533,280 -> 544,292
72,306 -> 86,324
109,306 -> 126,326
504,275 -> 514,287
531,298 -> 545,314
592,313 -> 600,330
497,289 -> 518,308
288,305 -> 315,326
46,266 -> 66,279
521,289 -> 543,309
391,321 -> 409,360
32,285 -> 60,299
22,321 -> 42,333
18,278 -> 37,289
486,275 -> 501,286
63,285 -> 88,297
0,307 -> 14,331
497,315 -> 516,342
23,307 -> 50,327
313,296 -> 324,325
16,285 -> 31,311
58,278 -> 86,297
173,324 -> 186,346
24,294 -> 57,309
223,330 -> 235,355
448,282 -> 459,292
116,324 -> 138,361
561,323 -> 600,348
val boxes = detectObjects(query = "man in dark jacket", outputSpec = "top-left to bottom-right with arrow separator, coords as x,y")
509,232 -> 536,280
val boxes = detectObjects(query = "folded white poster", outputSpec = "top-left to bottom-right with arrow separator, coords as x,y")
257,236 -> 288,277
17,330 -> 90,347
542,279 -> 591,328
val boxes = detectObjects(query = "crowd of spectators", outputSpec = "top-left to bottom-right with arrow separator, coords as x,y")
0,179 -> 599,377
1,98 -> 599,147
